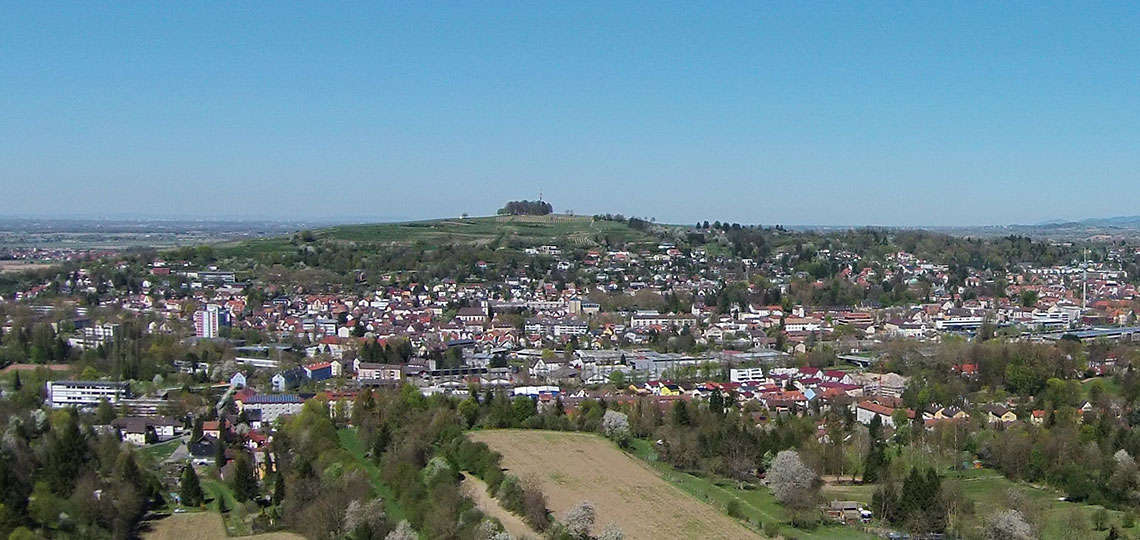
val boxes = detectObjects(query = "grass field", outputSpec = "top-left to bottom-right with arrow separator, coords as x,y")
142,512 -> 303,540
139,439 -> 182,464
1082,376 -> 1121,399
201,479 -> 238,514
470,430 -> 761,540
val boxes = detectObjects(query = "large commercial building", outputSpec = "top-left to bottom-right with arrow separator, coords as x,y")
46,380 -> 130,408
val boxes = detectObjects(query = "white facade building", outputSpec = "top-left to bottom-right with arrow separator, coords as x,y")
47,380 -> 130,408
730,367 -> 769,383
629,314 -> 698,329
239,394 -> 305,424
194,304 -> 224,338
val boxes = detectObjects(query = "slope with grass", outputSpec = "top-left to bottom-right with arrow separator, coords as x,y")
470,430 -> 760,540
220,215 -> 656,257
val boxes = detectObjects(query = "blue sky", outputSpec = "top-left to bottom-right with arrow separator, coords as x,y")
2,3 -> 1138,226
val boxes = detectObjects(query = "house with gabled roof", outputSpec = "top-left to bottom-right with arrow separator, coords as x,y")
981,404 -> 1017,425
272,367 -> 305,392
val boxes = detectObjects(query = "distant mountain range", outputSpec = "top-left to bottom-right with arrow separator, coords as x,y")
1034,216 -> 1140,228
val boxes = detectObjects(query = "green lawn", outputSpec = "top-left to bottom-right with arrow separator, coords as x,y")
1081,376 -> 1121,400
138,438 -> 181,464
954,468 -> 1132,539
201,478 -> 276,536
201,479 -> 238,514
626,439 -> 877,540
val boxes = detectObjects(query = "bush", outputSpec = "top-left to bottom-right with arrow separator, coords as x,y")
484,467 -> 505,494
726,498 -> 742,518
763,521 -> 780,537
521,480 -> 551,531
497,476 -> 524,511
1095,508 -> 1111,531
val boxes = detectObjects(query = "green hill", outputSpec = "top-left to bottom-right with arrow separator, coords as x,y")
218,215 -> 657,258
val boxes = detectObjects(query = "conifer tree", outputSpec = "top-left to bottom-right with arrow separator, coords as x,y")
272,473 -> 285,505
180,466 -> 204,507
232,452 -> 259,502
46,409 -> 87,495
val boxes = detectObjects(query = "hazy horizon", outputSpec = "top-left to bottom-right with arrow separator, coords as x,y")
3,4 -> 1138,226
2,210 -> 1135,230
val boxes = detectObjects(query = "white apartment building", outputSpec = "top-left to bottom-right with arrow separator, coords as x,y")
525,318 -> 588,337
629,313 -> 698,329
194,304 -> 224,338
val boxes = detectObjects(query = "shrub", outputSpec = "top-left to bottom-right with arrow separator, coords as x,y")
725,498 -> 742,519
521,480 -> 551,531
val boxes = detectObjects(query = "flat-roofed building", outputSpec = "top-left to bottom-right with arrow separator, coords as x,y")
46,380 -> 130,409
239,394 -> 305,425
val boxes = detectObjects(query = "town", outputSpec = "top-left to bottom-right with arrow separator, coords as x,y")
3,211 -> 1140,540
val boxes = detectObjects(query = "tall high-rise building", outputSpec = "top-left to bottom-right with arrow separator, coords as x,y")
193,304 -> 228,338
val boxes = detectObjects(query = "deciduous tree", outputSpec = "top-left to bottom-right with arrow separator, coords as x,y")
564,500 -> 596,539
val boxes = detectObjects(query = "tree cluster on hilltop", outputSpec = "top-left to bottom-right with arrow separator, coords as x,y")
497,200 -> 553,216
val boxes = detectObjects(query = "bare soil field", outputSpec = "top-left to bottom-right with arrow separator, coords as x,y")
0,261 -> 56,274
142,512 -> 305,540
470,430 -> 759,540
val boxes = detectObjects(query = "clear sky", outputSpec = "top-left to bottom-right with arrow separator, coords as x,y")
2,3 -> 1138,226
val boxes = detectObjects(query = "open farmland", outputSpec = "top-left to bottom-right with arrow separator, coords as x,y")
142,512 -> 304,540
469,430 -> 759,540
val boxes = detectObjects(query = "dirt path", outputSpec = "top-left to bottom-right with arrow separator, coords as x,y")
462,473 -> 542,540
